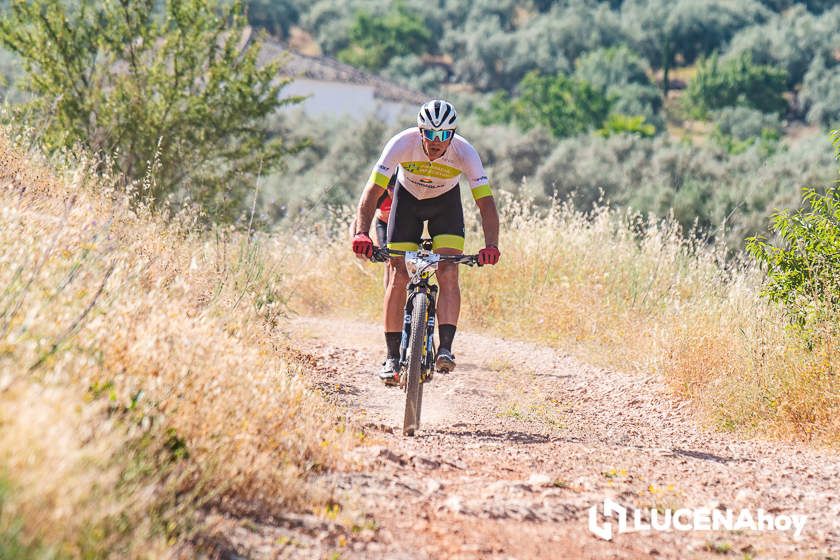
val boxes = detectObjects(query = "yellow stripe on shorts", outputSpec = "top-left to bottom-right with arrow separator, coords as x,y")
387,241 -> 420,252
432,234 -> 465,252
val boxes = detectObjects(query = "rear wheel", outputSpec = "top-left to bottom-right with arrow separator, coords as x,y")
403,292 -> 427,436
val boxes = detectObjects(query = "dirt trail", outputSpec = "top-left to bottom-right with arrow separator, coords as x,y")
218,316 -> 838,559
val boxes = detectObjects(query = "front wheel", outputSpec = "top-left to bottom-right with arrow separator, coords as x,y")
403,292 -> 427,436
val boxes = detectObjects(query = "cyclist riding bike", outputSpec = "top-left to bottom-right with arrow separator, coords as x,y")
352,99 -> 501,384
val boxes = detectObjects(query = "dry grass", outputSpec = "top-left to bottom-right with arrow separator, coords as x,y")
0,132 -> 355,558
283,196 -> 838,447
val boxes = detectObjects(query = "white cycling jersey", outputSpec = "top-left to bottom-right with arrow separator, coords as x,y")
368,127 -> 493,201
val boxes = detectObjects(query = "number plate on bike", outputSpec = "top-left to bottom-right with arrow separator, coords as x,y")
404,250 -> 440,279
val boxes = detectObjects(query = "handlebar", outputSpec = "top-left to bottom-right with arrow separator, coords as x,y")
369,246 -> 481,266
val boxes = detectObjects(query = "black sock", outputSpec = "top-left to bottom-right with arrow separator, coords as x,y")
385,332 -> 401,359
438,324 -> 456,352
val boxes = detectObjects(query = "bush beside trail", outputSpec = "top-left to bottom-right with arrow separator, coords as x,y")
0,132 -> 356,558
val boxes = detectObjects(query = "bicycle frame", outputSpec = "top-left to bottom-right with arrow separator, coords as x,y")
370,242 -> 479,435
372,243 -> 478,385
399,251 -> 440,383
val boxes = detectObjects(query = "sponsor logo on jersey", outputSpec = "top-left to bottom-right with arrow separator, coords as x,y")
377,164 -> 390,173
475,175 -> 488,183
402,161 -> 461,179
410,178 -> 444,189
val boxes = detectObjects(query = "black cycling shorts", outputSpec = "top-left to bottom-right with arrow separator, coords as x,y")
375,218 -> 388,247
386,182 -> 465,252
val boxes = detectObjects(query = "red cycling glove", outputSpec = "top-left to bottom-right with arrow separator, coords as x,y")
352,232 -> 373,257
478,245 -> 500,265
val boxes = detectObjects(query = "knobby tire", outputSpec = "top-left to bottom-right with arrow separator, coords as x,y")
403,292 -> 427,436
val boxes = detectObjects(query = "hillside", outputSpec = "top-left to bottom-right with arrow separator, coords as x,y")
248,0 -> 840,249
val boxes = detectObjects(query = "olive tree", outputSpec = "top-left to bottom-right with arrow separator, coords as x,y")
622,0 -> 769,94
0,0 -> 305,221
800,56 -> 840,129
245,0 -> 300,38
574,46 -> 662,125
724,5 -> 840,88
684,53 -> 787,118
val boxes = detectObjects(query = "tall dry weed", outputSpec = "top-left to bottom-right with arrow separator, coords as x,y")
0,132 -> 355,557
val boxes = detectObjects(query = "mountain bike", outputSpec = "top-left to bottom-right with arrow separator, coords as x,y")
371,241 -> 480,436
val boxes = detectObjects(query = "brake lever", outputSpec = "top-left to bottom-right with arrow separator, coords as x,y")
369,247 -> 389,262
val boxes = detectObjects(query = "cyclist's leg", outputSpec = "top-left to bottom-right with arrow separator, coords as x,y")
427,187 -> 465,362
432,244 -> 462,326
385,184 -> 422,333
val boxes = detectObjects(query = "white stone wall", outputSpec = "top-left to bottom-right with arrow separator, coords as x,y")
283,79 -> 415,125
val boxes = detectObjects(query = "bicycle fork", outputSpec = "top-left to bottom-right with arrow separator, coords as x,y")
398,286 -> 438,383
424,287 -> 437,378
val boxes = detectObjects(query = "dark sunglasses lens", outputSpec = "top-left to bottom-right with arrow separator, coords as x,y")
422,129 -> 452,141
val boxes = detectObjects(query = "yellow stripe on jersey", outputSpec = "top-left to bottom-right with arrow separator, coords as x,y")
369,170 -> 391,189
471,184 -> 493,200
401,161 -> 461,179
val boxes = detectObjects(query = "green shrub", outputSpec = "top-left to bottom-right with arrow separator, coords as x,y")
746,136 -> 840,325
574,46 -> 651,90
479,71 -> 611,138
724,5 -> 840,88
713,106 -> 782,140
446,1 -> 623,92
597,114 -> 656,138
337,4 -> 433,70
684,53 -> 788,118
446,17 -> 525,91
711,106 -> 782,155
531,131 -> 837,247
800,55 -> 840,129
0,0 -> 305,222
621,0 -> 770,93
574,46 -> 663,126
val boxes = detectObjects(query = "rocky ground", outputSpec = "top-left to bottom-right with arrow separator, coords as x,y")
209,316 -> 838,560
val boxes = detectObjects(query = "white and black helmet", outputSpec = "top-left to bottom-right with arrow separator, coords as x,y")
417,99 -> 458,130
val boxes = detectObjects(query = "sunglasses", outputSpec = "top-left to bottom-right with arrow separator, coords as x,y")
421,129 -> 454,142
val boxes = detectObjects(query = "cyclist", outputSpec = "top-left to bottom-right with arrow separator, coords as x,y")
351,99 -> 500,385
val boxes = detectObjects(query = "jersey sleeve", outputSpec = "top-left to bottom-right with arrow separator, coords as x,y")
367,132 -> 405,190
459,139 -> 494,200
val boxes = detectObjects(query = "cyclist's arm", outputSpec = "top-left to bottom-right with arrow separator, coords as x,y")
475,195 -> 499,247
354,183 -> 381,236
458,139 -> 499,247
357,136 -> 403,235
